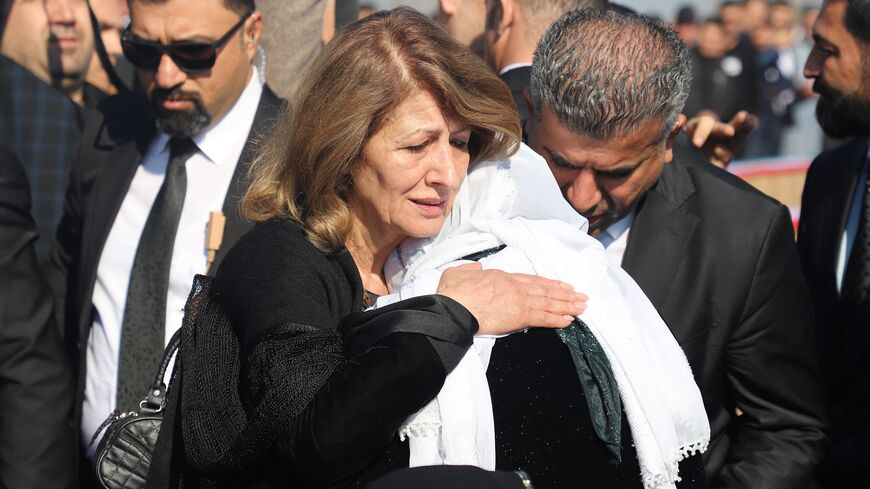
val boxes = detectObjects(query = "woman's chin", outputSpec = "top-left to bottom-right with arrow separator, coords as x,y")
400,219 -> 447,240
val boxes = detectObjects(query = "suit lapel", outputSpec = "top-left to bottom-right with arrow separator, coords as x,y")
77,139 -> 146,338
621,153 -> 700,322
818,139 -> 868,295
211,86 -> 284,275
836,139 -> 870,370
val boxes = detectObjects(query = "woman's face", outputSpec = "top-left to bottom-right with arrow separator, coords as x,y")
349,88 -> 472,247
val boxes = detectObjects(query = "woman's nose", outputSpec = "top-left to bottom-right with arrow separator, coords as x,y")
426,140 -> 463,190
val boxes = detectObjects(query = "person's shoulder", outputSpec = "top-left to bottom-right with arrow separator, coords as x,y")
238,218 -> 317,250
670,144 -> 783,214
807,137 -> 868,181
214,218 -> 320,303
659,145 -> 793,251
215,217 -> 356,291
212,218 -> 360,339
221,218 -> 322,271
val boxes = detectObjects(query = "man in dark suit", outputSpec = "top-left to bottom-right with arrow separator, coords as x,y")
0,0 -> 88,262
0,145 -> 76,489
49,0 -> 283,481
523,8 -> 828,488
797,0 -> 870,486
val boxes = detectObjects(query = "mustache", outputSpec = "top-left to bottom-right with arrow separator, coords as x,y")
813,78 -> 838,100
150,87 -> 204,107
47,32 -> 82,46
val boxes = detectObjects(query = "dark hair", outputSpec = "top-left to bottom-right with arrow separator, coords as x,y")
846,0 -> 870,44
227,0 -> 255,14
530,7 -> 691,142
129,0 -> 254,15
704,15 -> 725,26
676,6 -> 696,24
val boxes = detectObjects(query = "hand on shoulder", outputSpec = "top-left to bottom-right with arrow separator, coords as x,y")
435,263 -> 587,335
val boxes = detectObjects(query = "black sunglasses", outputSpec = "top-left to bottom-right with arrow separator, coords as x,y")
121,12 -> 253,73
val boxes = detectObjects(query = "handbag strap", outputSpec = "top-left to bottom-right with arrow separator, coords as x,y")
139,328 -> 182,415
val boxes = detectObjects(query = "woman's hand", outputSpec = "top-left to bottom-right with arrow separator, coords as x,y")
436,263 -> 588,335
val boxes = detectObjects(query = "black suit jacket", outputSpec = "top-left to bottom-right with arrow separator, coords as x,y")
797,137 -> 870,486
0,146 -> 76,489
49,85 -> 284,459
499,65 -> 531,123
622,144 -> 827,489
0,55 -> 83,263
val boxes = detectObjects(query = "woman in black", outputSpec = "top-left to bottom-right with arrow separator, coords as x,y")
150,7 -> 707,489
146,7 -> 583,489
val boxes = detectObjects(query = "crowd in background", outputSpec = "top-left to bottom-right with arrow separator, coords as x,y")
672,0 -> 824,158
1,0 -> 868,488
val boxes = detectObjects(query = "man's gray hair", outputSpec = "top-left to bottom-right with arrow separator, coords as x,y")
530,7 -> 692,142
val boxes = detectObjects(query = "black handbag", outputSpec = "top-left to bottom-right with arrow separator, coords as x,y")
90,329 -> 182,489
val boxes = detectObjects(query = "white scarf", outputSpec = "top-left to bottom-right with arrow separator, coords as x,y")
373,144 -> 710,489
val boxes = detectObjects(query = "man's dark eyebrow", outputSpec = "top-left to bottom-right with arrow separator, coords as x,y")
544,147 -> 582,169
544,146 -> 642,175
812,32 -> 831,48
597,158 -> 644,176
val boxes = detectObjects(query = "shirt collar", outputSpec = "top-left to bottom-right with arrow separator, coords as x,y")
159,67 -> 263,165
499,62 -> 532,76
602,208 -> 636,242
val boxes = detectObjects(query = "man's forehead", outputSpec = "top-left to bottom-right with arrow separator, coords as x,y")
535,106 -> 662,167
813,0 -> 866,56
544,138 -> 652,171
129,0 -> 238,40
815,0 -> 844,36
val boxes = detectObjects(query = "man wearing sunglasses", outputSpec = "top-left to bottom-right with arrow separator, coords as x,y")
49,0 -> 283,484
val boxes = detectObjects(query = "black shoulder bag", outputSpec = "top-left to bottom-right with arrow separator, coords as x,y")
90,329 -> 182,489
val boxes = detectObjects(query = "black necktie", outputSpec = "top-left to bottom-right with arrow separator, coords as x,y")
117,138 -> 197,411
841,170 -> 870,338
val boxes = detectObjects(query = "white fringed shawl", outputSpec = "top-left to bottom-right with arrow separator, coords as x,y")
373,143 -> 710,489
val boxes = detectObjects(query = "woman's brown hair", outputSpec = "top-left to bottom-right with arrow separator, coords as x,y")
243,6 -> 520,252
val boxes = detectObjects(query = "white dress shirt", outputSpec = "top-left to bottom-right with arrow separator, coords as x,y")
836,145 -> 870,294
498,62 -> 532,76
595,209 -> 636,266
82,72 -> 263,454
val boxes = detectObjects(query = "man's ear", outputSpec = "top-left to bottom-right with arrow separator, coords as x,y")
497,0 -> 515,36
244,11 -> 264,60
523,86 -> 534,120
486,0 -> 513,36
439,0 -> 460,17
664,114 -> 687,164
